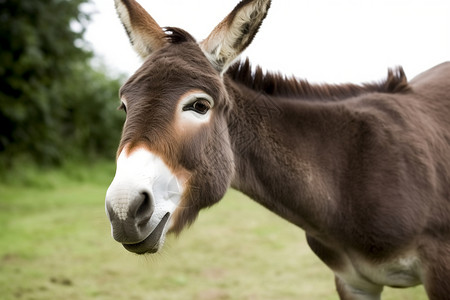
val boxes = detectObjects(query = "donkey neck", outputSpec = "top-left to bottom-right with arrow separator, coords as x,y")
225,78 -> 354,232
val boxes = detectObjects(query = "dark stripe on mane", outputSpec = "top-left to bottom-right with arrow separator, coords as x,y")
227,58 -> 410,100
163,27 -> 197,44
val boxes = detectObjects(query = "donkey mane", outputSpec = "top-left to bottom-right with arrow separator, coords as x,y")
227,58 -> 410,100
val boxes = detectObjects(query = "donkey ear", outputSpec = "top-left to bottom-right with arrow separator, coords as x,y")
200,0 -> 271,74
114,0 -> 168,59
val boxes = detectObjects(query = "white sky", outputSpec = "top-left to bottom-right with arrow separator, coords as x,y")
83,0 -> 450,84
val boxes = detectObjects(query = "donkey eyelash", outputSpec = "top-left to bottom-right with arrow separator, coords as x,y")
118,102 -> 127,113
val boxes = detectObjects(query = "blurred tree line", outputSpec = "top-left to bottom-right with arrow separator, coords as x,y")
0,0 -> 124,171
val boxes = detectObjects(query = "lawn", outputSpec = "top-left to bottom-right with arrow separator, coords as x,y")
0,162 -> 427,299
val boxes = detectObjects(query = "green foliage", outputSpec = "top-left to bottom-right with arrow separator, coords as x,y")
0,0 -> 125,171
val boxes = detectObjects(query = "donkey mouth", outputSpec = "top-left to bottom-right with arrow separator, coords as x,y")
123,213 -> 170,254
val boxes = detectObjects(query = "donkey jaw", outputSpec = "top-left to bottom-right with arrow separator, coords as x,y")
105,147 -> 185,254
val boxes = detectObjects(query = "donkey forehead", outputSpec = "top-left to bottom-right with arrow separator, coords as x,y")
120,41 -> 223,102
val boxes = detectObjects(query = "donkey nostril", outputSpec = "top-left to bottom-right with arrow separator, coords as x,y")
135,191 -> 153,226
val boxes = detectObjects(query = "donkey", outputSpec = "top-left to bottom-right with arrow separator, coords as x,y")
105,0 -> 450,298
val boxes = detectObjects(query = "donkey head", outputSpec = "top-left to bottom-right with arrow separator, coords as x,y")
105,0 -> 270,254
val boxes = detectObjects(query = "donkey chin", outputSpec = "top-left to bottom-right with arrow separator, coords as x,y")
121,212 -> 171,255
105,148 -> 184,254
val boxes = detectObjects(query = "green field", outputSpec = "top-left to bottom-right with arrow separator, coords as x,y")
0,163 -> 427,299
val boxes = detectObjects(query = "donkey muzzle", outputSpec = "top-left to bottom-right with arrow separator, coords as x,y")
105,188 -> 155,245
105,147 -> 184,254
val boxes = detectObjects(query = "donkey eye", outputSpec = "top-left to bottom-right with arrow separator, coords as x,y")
183,99 -> 211,115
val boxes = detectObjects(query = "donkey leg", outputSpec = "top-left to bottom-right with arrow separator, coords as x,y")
335,276 -> 382,300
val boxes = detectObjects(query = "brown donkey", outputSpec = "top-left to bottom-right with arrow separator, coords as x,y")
105,0 -> 450,298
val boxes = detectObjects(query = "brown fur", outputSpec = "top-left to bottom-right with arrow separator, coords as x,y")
109,1 -> 450,298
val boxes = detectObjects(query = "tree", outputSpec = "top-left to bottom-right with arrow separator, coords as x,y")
0,0 -> 124,169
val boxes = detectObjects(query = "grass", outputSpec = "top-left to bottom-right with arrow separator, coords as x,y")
0,162 -> 428,300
